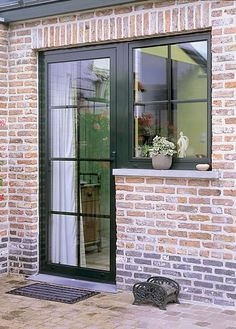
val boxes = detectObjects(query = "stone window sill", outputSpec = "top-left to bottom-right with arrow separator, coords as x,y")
113,169 -> 220,179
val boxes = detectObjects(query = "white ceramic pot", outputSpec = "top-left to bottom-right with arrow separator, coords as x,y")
152,154 -> 172,170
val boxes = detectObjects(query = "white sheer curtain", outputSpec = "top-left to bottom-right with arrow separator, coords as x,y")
50,63 -> 83,266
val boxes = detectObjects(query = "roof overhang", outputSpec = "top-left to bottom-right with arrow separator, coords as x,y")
0,0 -> 141,23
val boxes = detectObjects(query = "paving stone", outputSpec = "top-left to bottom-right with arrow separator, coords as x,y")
0,276 -> 236,328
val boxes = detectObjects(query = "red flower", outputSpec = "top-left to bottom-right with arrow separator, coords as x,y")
0,195 -> 4,201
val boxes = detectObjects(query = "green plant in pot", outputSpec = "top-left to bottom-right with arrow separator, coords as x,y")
150,135 -> 177,170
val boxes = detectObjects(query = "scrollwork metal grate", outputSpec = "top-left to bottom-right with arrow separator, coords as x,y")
133,276 -> 180,310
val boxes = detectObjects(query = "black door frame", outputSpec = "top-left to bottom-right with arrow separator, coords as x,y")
39,44 -> 122,283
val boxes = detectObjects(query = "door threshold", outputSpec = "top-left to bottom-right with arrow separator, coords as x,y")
28,274 -> 117,293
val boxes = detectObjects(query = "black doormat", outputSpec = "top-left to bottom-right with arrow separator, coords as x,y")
6,282 -> 99,304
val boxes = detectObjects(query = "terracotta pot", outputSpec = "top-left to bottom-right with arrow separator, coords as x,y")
152,154 -> 172,170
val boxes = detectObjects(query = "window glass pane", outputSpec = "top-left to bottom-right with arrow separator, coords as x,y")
134,46 -> 168,102
173,102 -> 208,159
134,104 -> 169,157
171,41 -> 207,100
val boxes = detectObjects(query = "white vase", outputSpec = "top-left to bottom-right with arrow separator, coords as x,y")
152,154 -> 172,170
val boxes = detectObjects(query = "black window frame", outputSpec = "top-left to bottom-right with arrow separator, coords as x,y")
116,32 -> 211,170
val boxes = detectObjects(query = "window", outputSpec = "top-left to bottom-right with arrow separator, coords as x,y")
129,33 -> 211,169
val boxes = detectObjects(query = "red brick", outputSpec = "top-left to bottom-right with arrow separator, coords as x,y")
179,240 -> 200,248
95,9 -> 113,17
165,10 -> 170,32
225,82 -> 236,89
144,12 -> 149,35
126,177 -> 144,184
127,211 -> 145,217
189,215 -> 210,222
199,189 -> 221,196
114,6 -> 132,14
155,187 -> 175,194
189,232 -> 211,240
116,185 -> 134,192
214,234 -> 235,243
148,229 -> 166,235
168,230 -> 187,238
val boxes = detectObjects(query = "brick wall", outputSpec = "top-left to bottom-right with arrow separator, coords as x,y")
0,23 -> 8,274
7,21 -> 38,275
115,175 -> 236,307
2,0 -> 236,306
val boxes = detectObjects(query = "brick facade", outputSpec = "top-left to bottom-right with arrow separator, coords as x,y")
115,175 -> 236,307
0,0 -> 235,306
8,21 -> 38,275
0,23 -> 8,274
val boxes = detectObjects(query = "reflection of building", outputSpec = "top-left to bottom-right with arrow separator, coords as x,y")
76,60 -> 110,108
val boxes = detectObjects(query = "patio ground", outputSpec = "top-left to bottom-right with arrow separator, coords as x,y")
0,275 -> 236,329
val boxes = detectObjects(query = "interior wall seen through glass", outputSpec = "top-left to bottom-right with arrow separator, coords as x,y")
134,46 -> 168,102
133,40 -> 208,160
171,41 -> 207,100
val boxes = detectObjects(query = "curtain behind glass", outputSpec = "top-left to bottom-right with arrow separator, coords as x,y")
50,62 -> 78,266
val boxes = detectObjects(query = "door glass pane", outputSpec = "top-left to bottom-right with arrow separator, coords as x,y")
134,46 -> 168,102
50,108 -> 77,158
78,58 -> 110,159
80,161 -> 110,217
50,214 -> 78,266
172,102 -> 208,159
49,62 -> 78,107
49,62 -> 77,158
51,161 -> 77,213
79,161 -> 110,271
48,57 -> 112,274
80,217 -> 110,271
171,41 -> 207,100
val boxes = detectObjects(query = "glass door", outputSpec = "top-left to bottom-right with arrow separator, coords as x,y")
40,47 -> 116,283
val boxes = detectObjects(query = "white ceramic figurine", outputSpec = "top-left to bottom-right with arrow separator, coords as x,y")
177,131 -> 189,158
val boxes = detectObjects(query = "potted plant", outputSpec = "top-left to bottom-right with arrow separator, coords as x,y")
150,135 -> 176,170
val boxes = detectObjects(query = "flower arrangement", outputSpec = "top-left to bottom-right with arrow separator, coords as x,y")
150,135 -> 177,157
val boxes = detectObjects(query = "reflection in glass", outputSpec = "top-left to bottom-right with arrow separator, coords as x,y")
173,102 -> 208,159
51,161 -> 77,213
134,46 -> 168,102
49,59 -> 110,160
171,41 -> 207,100
80,161 -> 110,216
78,58 -> 110,159
79,162 -> 110,271
79,103 -> 110,159
80,217 -> 110,271
48,58 -> 111,272
49,62 -> 78,107
49,62 -> 78,158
